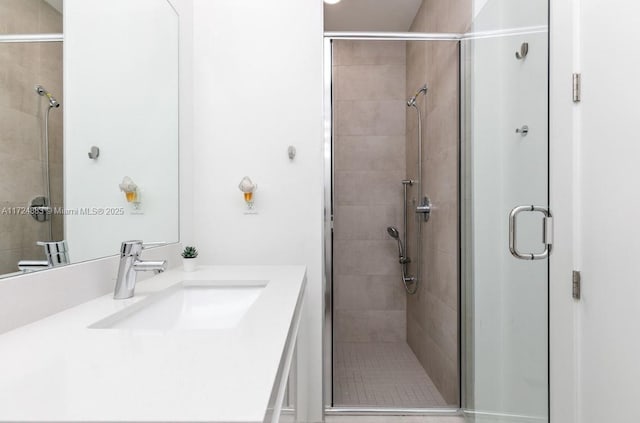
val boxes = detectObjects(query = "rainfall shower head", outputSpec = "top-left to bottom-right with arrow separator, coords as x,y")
35,85 -> 60,108
387,226 -> 400,239
407,84 -> 428,107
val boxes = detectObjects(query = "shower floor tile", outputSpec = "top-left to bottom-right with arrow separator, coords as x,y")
333,342 -> 447,408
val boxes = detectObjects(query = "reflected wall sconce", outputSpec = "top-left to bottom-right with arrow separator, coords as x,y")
238,176 -> 257,213
119,176 -> 142,212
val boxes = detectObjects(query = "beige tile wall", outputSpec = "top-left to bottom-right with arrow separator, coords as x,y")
333,40 -> 407,343
0,1 -> 63,274
404,0 -> 472,405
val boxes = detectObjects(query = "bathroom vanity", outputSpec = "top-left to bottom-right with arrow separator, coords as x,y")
0,265 -> 306,423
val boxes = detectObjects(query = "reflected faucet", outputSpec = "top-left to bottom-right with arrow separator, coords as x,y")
18,240 -> 69,272
113,241 -> 167,299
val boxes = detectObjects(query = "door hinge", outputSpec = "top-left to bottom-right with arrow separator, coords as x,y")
572,73 -> 581,103
572,270 -> 581,300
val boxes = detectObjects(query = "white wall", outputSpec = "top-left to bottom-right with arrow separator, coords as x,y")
548,0 -> 578,422
173,0 -> 195,246
578,1 -> 640,421
191,1 -> 324,421
547,0 -> 640,421
65,0 -> 180,262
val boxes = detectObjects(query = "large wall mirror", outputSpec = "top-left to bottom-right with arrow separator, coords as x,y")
0,0 -> 179,278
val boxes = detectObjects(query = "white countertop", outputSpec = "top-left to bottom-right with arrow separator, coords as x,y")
0,265 -> 307,422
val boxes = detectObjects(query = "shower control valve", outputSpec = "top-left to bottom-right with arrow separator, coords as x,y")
416,196 -> 432,222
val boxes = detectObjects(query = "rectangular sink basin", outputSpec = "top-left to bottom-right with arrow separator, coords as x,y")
90,280 -> 267,331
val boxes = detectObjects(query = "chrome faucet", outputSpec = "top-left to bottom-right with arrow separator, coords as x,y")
18,240 -> 69,272
114,240 -> 167,299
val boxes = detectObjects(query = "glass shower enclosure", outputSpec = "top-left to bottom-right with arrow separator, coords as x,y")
461,0 -> 550,421
323,0 -> 550,419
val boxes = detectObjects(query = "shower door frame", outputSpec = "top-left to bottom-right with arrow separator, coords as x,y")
322,31 -> 465,417
324,23 -> 552,419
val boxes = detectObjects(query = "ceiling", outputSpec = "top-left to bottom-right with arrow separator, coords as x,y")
324,0 -> 423,32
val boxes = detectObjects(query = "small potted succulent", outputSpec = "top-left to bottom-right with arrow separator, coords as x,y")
181,246 -> 199,272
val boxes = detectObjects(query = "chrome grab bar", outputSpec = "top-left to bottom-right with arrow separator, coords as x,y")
509,205 -> 553,260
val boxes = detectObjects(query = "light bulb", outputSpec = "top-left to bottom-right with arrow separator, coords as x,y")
324,0 -> 341,4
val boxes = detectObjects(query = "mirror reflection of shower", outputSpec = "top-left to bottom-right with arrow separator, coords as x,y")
407,84 -> 427,107
36,85 -> 60,109
31,84 -> 62,241
388,84 -> 432,295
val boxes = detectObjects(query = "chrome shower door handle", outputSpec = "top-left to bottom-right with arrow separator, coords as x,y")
509,205 -> 553,260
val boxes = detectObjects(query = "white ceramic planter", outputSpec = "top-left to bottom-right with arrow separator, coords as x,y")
182,258 -> 198,272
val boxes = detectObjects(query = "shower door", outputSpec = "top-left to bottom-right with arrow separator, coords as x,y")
461,1 -> 550,422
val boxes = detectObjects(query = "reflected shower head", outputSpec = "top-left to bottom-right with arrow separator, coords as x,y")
387,226 -> 400,239
35,85 -> 60,108
48,97 -> 60,108
407,84 -> 428,107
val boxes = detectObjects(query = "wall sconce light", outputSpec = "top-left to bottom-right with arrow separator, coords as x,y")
238,176 -> 257,212
119,176 -> 142,212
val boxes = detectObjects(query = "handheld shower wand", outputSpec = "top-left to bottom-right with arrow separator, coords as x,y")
35,85 -> 60,108
387,226 -> 406,260
387,226 -> 411,265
